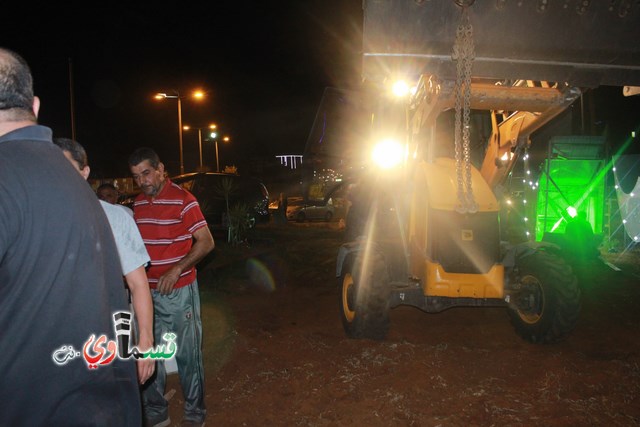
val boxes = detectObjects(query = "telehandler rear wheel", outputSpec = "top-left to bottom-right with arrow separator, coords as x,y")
508,250 -> 581,344
340,252 -> 390,340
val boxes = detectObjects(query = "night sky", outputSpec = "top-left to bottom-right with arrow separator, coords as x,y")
2,2 -> 364,178
2,3 -> 638,180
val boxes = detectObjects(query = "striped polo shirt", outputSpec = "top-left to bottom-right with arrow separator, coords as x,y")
132,179 -> 208,289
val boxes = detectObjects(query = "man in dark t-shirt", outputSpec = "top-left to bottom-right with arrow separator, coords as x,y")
0,47 -> 141,426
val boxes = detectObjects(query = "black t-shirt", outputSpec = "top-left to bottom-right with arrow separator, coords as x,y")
0,126 -> 141,426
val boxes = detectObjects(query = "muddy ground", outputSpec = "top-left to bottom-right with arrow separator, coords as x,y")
162,221 -> 640,426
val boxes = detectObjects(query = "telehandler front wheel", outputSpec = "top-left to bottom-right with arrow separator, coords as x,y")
339,252 -> 390,340
507,250 -> 581,344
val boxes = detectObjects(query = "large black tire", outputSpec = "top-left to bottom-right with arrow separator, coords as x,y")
339,252 -> 390,340
507,250 -> 581,344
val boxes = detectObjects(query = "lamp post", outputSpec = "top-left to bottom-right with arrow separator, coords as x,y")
154,90 -> 205,175
183,124 -> 217,170
210,132 -> 231,173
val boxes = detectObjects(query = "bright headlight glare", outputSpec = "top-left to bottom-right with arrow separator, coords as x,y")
392,80 -> 410,97
372,139 -> 403,169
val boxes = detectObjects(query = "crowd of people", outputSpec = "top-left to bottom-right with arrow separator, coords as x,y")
0,47 -> 213,427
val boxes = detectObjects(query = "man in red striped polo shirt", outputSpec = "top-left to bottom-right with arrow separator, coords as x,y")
129,147 -> 214,427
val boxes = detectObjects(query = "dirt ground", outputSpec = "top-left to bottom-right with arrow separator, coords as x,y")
162,221 -> 640,427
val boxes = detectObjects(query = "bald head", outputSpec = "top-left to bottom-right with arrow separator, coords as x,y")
0,47 -> 38,127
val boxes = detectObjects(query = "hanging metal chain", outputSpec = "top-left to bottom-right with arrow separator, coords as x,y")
452,16 -> 465,213
452,6 -> 477,213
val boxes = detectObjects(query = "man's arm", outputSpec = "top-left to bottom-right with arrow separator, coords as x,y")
125,265 -> 155,384
156,226 -> 215,295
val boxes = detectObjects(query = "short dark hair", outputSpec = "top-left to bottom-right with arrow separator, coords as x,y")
128,147 -> 160,169
97,182 -> 117,192
53,137 -> 88,169
0,47 -> 36,121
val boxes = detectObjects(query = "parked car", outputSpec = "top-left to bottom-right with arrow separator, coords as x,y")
171,173 -> 270,231
268,196 -> 302,215
287,197 -> 335,222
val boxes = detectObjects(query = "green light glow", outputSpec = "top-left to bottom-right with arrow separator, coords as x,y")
534,137 -> 607,241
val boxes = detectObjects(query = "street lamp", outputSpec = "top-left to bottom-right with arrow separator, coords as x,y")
183,123 -> 217,170
154,90 -> 205,175
209,131 -> 231,173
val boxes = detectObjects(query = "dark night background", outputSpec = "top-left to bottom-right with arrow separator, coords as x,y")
2,2 -> 638,181
1,2 -> 364,178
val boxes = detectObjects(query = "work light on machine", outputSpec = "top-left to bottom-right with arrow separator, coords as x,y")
391,80 -> 410,97
372,138 -> 403,169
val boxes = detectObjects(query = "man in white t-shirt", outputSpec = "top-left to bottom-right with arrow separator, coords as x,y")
54,137 -> 155,385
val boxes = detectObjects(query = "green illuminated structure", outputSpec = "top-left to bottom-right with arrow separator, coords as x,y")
533,136 -> 607,242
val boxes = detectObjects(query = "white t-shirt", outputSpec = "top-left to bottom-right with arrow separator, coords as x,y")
100,200 -> 150,275
116,203 -> 134,217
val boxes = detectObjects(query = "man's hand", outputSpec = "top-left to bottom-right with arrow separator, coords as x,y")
157,266 -> 181,295
136,335 -> 155,384
137,357 -> 155,385
156,227 -> 214,295
124,266 -> 156,384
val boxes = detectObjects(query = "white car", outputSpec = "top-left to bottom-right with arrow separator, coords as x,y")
287,198 -> 335,222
